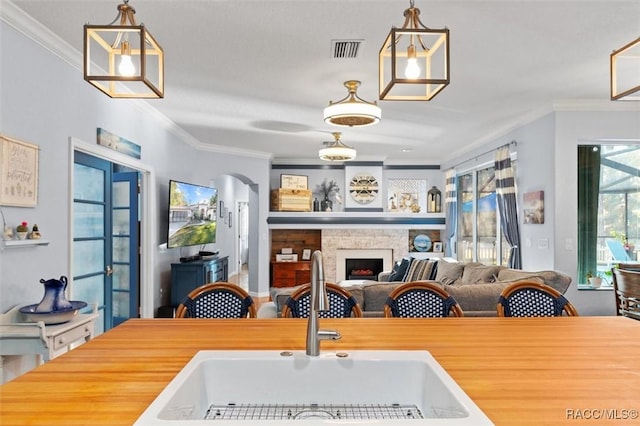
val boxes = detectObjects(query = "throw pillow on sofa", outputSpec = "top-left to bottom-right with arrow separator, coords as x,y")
460,264 -> 505,284
389,257 -> 413,281
435,261 -> 465,285
403,258 -> 438,281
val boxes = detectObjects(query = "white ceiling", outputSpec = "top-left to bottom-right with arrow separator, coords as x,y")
7,0 -> 640,164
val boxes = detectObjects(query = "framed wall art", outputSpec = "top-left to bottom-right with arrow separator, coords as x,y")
387,178 -> 427,213
97,128 -> 141,159
280,174 -> 308,190
523,190 -> 544,224
302,248 -> 312,260
0,135 -> 39,207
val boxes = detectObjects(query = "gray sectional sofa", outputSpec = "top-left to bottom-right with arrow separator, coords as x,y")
262,259 -> 572,317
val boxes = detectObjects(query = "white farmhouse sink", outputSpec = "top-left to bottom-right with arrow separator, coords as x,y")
134,350 -> 493,425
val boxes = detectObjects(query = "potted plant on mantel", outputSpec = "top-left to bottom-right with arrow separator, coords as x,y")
316,179 -> 341,212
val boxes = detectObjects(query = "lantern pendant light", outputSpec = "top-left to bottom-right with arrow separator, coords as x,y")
379,0 -> 449,101
84,0 -> 164,98
610,37 -> 640,101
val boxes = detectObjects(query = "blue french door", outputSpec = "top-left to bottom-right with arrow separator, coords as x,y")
73,152 -> 139,332
112,172 -> 139,326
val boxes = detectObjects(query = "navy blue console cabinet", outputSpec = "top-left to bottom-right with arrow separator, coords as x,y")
170,256 -> 229,307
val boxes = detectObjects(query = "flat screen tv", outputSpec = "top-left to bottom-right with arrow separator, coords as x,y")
167,179 -> 217,249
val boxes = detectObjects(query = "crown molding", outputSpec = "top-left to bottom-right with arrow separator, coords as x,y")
2,1 -> 82,70
442,97 -> 640,164
443,104 -> 553,164
1,1 -> 271,161
553,99 -> 640,111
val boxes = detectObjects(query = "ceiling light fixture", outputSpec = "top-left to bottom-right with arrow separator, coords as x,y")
324,80 -> 381,127
610,37 -> 640,101
319,132 -> 357,162
379,0 -> 449,101
84,0 -> 164,98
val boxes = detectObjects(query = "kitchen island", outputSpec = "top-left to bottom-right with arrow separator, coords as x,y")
1,317 -> 639,425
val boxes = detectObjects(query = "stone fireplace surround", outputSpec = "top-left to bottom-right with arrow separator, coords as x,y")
321,229 -> 408,283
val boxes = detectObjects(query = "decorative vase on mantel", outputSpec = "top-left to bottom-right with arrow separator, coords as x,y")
316,179 -> 339,212
321,196 -> 333,212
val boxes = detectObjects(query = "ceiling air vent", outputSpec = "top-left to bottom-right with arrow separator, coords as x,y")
331,39 -> 363,59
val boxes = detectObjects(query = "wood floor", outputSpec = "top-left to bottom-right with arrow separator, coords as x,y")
227,263 -> 248,289
227,263 -> 271,311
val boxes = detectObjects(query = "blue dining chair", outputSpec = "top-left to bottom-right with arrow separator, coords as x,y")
175,282 -> 256,318
497,281 -> 578,317
281,283 -> 362,318
384,282 -> 464,318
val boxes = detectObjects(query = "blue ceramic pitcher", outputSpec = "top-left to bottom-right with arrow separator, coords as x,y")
35,276 -> 73,312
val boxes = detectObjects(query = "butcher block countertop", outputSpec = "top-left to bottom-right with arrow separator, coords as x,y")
1,317 -> 639,425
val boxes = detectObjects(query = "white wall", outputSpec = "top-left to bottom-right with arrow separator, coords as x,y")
508,114 -> 557,272
442,114 -> 559,271
3,0 -> 639,326
443,108 -> 640,315
0,16 -> 272,325
214,175 -> 249,278
555,109 -> 640,315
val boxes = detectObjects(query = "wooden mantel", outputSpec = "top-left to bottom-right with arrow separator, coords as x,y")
0,317 -> 639,425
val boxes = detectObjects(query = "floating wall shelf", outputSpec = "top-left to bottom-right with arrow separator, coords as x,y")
1,239 -> 50,249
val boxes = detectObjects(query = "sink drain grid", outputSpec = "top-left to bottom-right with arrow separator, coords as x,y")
205,403 -> 424,420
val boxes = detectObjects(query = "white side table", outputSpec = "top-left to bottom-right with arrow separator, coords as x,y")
0,304 -> 98,381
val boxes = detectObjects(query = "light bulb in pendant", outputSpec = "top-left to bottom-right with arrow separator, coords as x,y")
405,44 -> 420,79
118,41 -> 135,76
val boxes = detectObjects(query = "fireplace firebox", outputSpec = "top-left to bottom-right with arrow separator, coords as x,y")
345,258 -> 384,281
335,249 -> 394,282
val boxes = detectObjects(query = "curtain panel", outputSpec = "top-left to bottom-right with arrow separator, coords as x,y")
577,145 -> 601,282
495,145 -> 522,269
444,169 -> 457,257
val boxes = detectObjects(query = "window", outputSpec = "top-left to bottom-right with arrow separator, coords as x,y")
456,165 -> 512,265
578,144 -> 640,284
